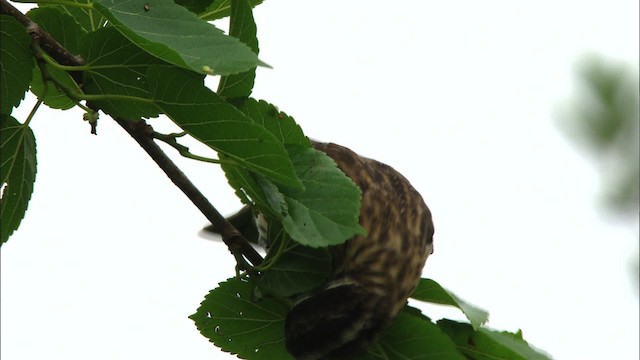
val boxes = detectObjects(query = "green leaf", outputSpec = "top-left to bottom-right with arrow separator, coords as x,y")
27,7 -> 84,110
191,282 -> 472,360
356,307 -> 466,360
411,278 -> 489,330
147,66 -> 301,188
275,146 -> 365,248
40,0 -> 107,32
219,99 -> 307,216
200,0 -> 264,21
93,0 -> 263,75
173,0 -> 213,14
217,0 -> 258,98
81,27 -> 164,119
0,15 -> 34,114
437,319 -> 552,360
220,100 -> 361,248
237,99 -> 309,146
224,147 -> 364,248
0,115 -> 37,245
189,277 -> 292,360
259,244 -> 332,297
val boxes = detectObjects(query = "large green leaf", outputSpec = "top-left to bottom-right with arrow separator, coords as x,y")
27,7 -> 83,110
0,115 -> 37,245
258,244 -> 332,297
147,66 -> 301,188
411,278 -> 489,330
275,146 -> 365,248
226,147 -> 365,248
0,15 -> 34,114
93,0 -> 263,75
81,27 -> 164,119
189,277 -> 292,360
357,308 -> 466,360
217,0 -> 258,98
221,100 -> 362,248
437,319 -> 552,360
200,0 -> 264,21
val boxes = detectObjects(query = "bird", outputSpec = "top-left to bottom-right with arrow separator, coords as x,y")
203,141 -> 434,359
282,141 -> 434,359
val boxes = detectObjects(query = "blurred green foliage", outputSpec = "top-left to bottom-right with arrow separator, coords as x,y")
561,55 -> 639,215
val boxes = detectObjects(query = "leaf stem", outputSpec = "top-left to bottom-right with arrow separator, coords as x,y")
81,93 -> 155,104
33,48 -> 150,105
153,130 -> 236,165
75,101 -> 94,114
252,230 -> 288,272
36,50 -> 90,71
24,98 -> 44,127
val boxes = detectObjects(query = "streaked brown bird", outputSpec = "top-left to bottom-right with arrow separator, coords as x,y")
203,141 -> 434,359
284,141 -> 434,360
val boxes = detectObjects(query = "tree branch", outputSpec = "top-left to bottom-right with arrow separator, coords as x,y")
2,0 -> 264,268
114,118 -> 264,268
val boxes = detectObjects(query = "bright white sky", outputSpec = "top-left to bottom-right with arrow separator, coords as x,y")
2,1 -> 638,359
